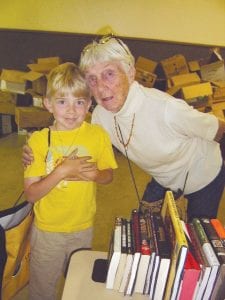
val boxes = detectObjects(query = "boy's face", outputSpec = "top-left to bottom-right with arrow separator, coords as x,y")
44,91 -> 91,130
84,61 -> 133,113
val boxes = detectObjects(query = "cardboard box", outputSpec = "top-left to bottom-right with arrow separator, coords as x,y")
135,56 -> 157,73
0,69 -> 30,94
160,54 -> 189,79
185,96 -> 209,108
211,81 -> 225,102
135,56 -> 157,88
211,102 -> 225,120
188,60 -> 200,72
181,82 -> 212,100
23,71 -> 47,95
0,114 -> 12,135
170,72 -> 201,87
200,60 -> 225,82
213,87 -> 225,101
27,56 -> 61,74
135,68 -> 157,88
37,57 -> 61,65
15,106 -> 53,128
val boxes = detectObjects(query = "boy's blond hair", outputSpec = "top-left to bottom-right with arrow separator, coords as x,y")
46,62 -> 90,100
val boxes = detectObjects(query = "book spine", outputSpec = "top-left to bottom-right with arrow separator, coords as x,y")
121,218 -> 127,253
126,220 -> 133,255
200,218 -> 225,264
152,212 -> 171,258
131,209 -> 141,253
186,223 -> 206,266
210,218 -> 225,247
143,209 -> 156,295
192,218 -> 210,246
139,213 -> 151,255
114,217 -> 122,252
162,191 -> 188,247
192,218 -> 220,266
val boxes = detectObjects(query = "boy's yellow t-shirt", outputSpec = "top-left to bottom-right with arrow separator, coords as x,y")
24,121 -> 118,233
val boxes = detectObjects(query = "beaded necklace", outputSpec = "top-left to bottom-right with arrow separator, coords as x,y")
113,114 -> 135,150
54,124 -> 81,158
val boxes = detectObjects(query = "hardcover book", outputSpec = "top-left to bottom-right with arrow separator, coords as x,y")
124,209 -> 141,296
185,222 -> 212,300
118,220 -> 134,293
106,217 -> 122,289
152,211 -> 171,300
143,208 -> 158,295
134,212 -> 151,294
210,218 -> 225,248
113,218 -> 128,290
200,218 -> 225,300
161,191 -> 188,300
146,208 -> 160,299
177,250 -> 201,300
192,218 -> 220,299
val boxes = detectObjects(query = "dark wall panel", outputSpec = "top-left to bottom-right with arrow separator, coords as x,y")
0,30 -> 224,72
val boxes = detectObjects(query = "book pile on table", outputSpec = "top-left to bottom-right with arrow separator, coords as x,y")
105,191 -> 225,300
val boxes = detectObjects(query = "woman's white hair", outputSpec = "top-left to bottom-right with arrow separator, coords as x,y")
79,37 -> 135,76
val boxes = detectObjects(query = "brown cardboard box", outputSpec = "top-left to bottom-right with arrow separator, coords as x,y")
135,56 -> 157,88
188,60 -> 200,72
0,114 -> 12,135
211,102 -> 225,120
181,82 -> 212,100
23,71 -> 47,95
170,72 -> 201,87
135,68 -> 157,88
207,81 -> 225,103
135,56 -> 157,73
15,106 -> 53,128
27,56 -> 61,74
200,60 -> 225,82
212,87 -> 225,101
160,55 -> 189,79
0,91 -> 16,115
0,69 -> 29,94
0,102 -> 15,115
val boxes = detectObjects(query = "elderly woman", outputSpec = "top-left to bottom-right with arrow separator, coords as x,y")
24,36 -> 225,221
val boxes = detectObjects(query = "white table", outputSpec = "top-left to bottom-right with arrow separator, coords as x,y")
62,249 -> 148,300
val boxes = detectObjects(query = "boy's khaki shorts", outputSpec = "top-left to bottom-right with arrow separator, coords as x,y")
29,225 -> 93,300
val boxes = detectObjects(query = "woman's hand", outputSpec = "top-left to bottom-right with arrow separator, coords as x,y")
22,144 -> 34,167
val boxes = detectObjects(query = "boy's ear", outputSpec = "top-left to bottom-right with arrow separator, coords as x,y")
43,98 -> 53,113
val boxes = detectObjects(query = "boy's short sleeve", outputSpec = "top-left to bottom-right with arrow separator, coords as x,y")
24,130 -> 48,178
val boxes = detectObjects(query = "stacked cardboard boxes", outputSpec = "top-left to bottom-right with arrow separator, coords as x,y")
134,48 -> 225,111
0,57 -> 60,133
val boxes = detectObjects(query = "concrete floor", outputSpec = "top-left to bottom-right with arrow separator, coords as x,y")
0,132 -> 224,300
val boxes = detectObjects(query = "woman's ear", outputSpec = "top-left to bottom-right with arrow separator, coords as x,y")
43,97 -> 53,113
128,66 -> 136,84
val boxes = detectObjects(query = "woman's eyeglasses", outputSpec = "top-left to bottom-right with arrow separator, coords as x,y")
81,33 -> 130,56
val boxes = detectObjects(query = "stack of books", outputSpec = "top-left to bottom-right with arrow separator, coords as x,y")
105,191 -> 225,300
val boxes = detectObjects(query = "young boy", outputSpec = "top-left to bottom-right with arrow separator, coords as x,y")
24,62 -> 117,300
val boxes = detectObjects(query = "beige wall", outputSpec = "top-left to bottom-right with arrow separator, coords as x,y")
0,0 -> 225,46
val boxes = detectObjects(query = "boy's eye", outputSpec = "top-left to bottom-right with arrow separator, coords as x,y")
56,99 -> 66,105
75,99 -> 86,106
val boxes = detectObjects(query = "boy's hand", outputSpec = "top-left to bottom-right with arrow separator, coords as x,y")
60,155 -> 97,180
